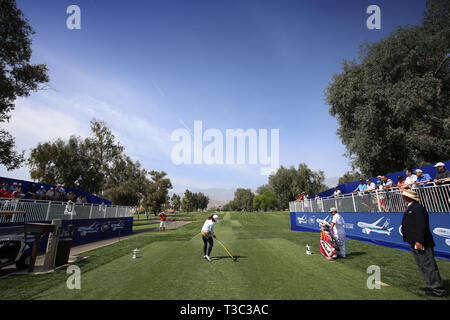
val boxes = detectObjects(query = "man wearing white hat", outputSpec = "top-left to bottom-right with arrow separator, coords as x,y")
401,189 -> 447,297
433,162 -> 450,185
329,208 -> 346,258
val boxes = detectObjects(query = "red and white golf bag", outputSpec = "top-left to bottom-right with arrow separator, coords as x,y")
319,222 -> 339,260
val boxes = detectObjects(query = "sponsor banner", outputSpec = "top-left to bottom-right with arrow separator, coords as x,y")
0,217 -> 133,253
290,211 -> 450,260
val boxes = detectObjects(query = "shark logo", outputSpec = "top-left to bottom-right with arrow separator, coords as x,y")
297,214 -> 307,224
433,228 -> 450,246
357,217 -> 393,236
316,216 -> 332,226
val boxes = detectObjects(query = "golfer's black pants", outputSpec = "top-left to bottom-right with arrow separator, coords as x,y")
411,246 -> 447,295
203,235 -> 213,256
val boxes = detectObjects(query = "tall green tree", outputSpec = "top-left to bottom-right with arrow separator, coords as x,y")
325,0 -> 450,176
268,163 -> 328,209
181,189 -> 195,212
253,190 -> 279,212
103,155 -> 150,206
145,171 -> 173,215
232,188 -> 255,211
170,193 -> 181,211
0,0 -> 49,170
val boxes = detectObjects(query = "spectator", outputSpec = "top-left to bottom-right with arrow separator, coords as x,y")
433,162 -> 450,185
99,202 -> 106,215
396,175 -> 407,190
401,189 -> 447,297
296,192 -> 305,202
46,187 -> 54,201
332,187 -> 342,197
60,185 -> 66,200
414,169 -> 432,187
381,175 -> 394,189
405,169 -> 418,189
9,182 -> 17,194
15,183 -> 25,198
376,180 -> 388,212
36,186 -> 46,200
64,200 -> 76,215
27,183 -> 37,199
54,184 -> 61,201
76,196 -> 82,204
366,179 -> 376,191
352,179 -> 367,194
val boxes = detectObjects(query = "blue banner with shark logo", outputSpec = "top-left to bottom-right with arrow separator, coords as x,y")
290,211 -> 450,260
0,217 -> 134,253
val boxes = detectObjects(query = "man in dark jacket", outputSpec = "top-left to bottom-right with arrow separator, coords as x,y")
401,189 -> 447,297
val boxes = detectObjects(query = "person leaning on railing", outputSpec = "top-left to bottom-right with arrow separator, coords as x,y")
405,169 -> 418,189
433,162 -> 450,185
413,169 -> 433,187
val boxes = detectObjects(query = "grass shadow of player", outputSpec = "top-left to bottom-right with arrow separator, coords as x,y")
210,255 -> 247,262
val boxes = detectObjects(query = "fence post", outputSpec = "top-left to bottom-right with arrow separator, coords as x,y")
352,194 -> 357,212
45,201 -> 52,221
375,191 -> 382,212
115,206 -> 118,218
89,204 -> 93,219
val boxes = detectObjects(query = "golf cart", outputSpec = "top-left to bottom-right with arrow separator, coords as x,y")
0,210 -> 31,271
0,235 -> 31,270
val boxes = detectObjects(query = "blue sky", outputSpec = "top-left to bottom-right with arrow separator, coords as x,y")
1,0 -> 427,196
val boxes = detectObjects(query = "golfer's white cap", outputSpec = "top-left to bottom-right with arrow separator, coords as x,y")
213,214 -> 219,221
434,162 -> 445,167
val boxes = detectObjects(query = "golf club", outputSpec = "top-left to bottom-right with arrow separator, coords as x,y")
216,238 -> 238,262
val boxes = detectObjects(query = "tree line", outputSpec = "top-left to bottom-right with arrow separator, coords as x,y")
222,163 -> 329,212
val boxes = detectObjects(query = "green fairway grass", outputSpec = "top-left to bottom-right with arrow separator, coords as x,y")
1,211 -> 449,300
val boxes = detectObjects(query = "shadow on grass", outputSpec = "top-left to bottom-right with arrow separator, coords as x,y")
344,251 -> 367,258
210,255 -> 247,262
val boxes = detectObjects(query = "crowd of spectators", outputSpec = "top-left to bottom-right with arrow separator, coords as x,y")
0,180 -> 88,204
295,161 -> 450,202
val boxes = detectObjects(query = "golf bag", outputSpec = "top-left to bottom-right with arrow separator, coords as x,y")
319,222 -> 339,260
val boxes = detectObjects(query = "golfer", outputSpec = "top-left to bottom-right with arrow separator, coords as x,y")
201,214 -> 219,262
329,207 -> 346,258
159,211 -> 167,232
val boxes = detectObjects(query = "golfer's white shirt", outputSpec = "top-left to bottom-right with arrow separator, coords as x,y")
332,213 -> 345,236
201,219 -> 215,235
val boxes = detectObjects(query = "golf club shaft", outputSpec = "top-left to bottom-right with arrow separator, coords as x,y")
216,239 -> 234,259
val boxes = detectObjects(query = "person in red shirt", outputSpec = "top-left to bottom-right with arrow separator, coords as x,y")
159,211 -> 168,232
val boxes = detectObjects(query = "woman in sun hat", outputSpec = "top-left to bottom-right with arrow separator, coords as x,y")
201,214 -> 219,262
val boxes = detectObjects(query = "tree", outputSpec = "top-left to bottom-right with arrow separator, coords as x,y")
338,171 -> 366,185
268,163 -> 328,209
28,119 -> 151,206
253,190 -> 279,211
144,171 -> 173,215
171,193 -> 181,211
85,119 -> 124,195
103,155 -> 150,206
181,189 -> 195,212
0,0 -> 49,170
196,192 -> 210,211
325,0 -> 450,176
232,188 -> 255,211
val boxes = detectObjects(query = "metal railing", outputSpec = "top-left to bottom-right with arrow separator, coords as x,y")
0,198 -> 134,224
289,183 -> 450,213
